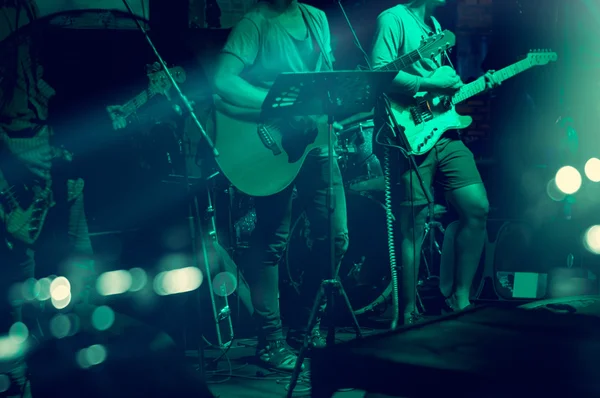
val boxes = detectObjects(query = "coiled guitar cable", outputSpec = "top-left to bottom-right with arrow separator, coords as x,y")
382,144 -> 400,330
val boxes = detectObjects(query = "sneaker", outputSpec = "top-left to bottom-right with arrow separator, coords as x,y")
286,329 -> 327,351
403,311 -> 424,325
256,340 -> 303,372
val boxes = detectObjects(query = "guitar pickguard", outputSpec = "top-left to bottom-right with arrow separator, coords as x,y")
281,126 -> 318,163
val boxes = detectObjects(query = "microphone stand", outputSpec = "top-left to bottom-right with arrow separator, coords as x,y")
336,0 -> 435,329
120,0 -> 219,379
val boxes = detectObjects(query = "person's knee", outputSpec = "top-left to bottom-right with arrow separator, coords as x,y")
263,242 -> 287,266
463,197 -> 489,226
250,234 -> 288,266
335,232 -> 349,257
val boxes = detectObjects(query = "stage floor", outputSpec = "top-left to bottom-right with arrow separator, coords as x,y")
197,328 -> 379,398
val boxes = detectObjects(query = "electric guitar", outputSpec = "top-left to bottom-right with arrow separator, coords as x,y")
106,65 -> 187,129
212,31 -> 456,197
390,50 -> 558,155
0,147 -> 73,248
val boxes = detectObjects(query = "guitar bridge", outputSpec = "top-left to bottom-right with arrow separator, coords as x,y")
410,100 -> 434,125
258,124 -> 282,155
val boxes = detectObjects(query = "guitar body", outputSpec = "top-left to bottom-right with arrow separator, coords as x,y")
390,92 -> 473,155
0,173 -> 54,248
212,99 -> 327,197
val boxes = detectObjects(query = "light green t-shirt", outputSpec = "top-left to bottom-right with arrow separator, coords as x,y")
221,2 -> 333,91
371,4 -> 444,99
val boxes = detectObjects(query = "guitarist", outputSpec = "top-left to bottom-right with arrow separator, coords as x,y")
370,0 -> 499,325
212,0 -> 348,371
1,2 -> 94,394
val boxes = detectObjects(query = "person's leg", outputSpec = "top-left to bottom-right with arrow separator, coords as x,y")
247,186 -> 297,370
290,150 -> 349,346
438,139 -> 489,310
393,152 -> 436,324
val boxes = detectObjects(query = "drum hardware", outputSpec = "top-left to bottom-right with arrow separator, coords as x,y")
286,190 -> 392,316
420,203 -> 447,283
417,204 -> 446,314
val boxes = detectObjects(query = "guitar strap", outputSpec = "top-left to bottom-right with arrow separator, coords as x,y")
298,3 -> 334,72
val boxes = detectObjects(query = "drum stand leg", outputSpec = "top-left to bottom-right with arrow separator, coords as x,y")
417,202 -> 446,313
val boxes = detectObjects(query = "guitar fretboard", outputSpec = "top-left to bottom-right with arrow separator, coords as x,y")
379,49 -> 423,72
452,58 -> 532,105
121,88 -> 157,118
377,31 -> 454,72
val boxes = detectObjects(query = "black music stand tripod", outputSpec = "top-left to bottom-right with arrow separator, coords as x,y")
262,71 -> 397,397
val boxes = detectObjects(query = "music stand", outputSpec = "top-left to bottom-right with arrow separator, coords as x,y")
261,71 -> 397,397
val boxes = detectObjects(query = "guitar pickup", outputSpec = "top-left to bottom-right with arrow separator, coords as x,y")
258,125 -> 282,155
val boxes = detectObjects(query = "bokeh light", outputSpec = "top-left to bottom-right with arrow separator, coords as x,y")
50,314 -> 73,339
584,158 -> 600,182
35,278 -> 52,301
8,322 -> 29,344
91,306 -> 115,331
96,270 -> 132,296
128,267 -> 148,292
76,344 -> 107,369
555,166 -> 582,195
153,267 -> 203,296
21,278 -> 40,301
546,178 -> 567,201
50,277 -> 70,300
213,272 -> 238,297
584,225 -> 600,254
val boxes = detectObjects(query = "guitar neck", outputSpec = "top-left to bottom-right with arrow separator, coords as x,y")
451,58 -> 532,105
379,49 -> 423,72
121,88 -> 156,118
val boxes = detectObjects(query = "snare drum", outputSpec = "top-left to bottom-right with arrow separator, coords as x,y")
338,119 -> 385,192
285,190 -> 392,315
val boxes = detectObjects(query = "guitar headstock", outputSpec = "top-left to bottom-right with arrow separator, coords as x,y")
420,30 -> 456,60
147,66 -> 187,95
525,49 -> 558,66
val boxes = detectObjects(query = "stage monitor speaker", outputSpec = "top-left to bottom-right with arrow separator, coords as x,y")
311,297 -> 600,398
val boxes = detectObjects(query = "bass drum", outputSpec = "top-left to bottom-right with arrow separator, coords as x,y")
285,191 -> 392,315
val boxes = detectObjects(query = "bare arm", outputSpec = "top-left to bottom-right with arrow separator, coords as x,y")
212,18 -> 267,110
213,53 -> 268,110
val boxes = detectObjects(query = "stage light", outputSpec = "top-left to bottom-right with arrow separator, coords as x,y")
585,158 -> 600,182
555,166 -> 582,194
584,225 -> 600,255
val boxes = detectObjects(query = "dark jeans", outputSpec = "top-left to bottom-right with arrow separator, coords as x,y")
247,149 -> 349,343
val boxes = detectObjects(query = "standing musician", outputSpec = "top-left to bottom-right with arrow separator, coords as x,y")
212,0 -> 348,371
1,2 -> 94,394
370,0 -> 498,325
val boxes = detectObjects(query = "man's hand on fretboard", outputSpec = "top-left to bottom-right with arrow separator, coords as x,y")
106,105 -> 127,130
